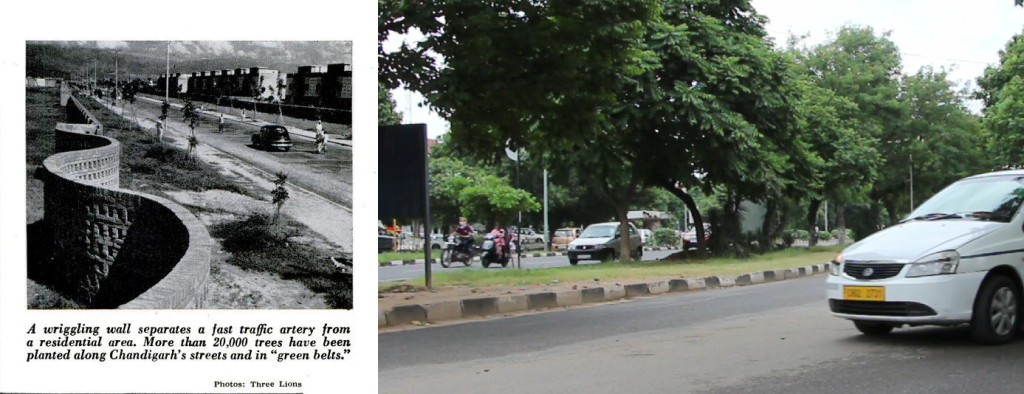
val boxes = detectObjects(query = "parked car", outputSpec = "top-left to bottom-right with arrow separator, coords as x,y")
638,228 -> 653,245
552,227 -> 582,251
378,228 -> 395,253
567,222 -> 643,265
515,227 -> 545,244
251,125 -> 293,152
826,170 -> 1024,344
683,224 -> 712,247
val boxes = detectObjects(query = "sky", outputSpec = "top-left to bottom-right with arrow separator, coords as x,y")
388,0 -> 1024,139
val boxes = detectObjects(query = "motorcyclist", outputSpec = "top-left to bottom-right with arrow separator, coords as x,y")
490,225 -> 508,259
451,217 -> 475,253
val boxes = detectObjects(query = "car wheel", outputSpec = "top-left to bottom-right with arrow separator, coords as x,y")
853,320 -> 894,336
482,259 -> 491,268
440,249 -> 452,268
603,249 -> 618,262
283,147 -> 291,152
431,244 -> 441,250
971,275 -> 1020,345
569,257 -> 578,266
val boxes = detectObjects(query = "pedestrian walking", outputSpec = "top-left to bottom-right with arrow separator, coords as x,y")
241,109 -> 247,121
314,120 -> 327,154
155,119 -> 164,141
218,112 -> 225,133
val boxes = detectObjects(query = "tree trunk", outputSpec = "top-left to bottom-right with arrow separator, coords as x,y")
661,182 -> 706,257
883,198 -> 899,226
759,198 -> 778,253
836,201 -> 847,244
807,199 -> 822,247
616,205 -> 633,263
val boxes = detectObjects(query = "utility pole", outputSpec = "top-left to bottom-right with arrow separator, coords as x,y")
823,201 -> 828,233
114,53 -> 119,106
909,153 -> 914,213
165,42 -> 170,104
543,169 -> 549,252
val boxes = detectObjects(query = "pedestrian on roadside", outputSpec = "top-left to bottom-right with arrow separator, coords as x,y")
218,112 -> 225,133
241,109 -> 247,121
314,120 -> 327,154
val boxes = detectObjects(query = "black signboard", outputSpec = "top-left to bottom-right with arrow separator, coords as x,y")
378,124 -> 427,219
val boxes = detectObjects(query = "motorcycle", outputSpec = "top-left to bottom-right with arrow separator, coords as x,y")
441,235 -> 477,268
480,233 -> 510,268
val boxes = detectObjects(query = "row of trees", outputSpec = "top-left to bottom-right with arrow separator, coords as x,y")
380,0 -> 1018,260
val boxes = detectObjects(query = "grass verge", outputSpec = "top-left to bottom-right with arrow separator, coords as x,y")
76,96 -> 257,200
381,245 -> 842,290
378,251 -> 440,262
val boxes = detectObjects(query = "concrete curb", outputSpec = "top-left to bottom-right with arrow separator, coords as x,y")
380,262 -> 831,327
378,246 -> 685,267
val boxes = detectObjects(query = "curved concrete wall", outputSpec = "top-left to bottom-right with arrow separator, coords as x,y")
41,95 -> 210,309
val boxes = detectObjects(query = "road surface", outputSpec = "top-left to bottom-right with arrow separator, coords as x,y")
378,250 -> 677,282
380,275 -> 1024,393
131,96 -> 352,207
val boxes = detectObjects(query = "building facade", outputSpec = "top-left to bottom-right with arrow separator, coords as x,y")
157,63 -> 349,109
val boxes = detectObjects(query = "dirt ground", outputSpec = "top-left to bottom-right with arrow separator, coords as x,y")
167,189 -> 331,309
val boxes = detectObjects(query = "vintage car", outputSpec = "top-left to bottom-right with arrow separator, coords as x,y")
251,125 -> 293,152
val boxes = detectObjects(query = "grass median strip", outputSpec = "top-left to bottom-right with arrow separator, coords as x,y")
378,251 -> 438,262
381,245 -> 843,290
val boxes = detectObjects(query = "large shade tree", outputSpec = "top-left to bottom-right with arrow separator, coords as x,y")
381,0 -> 811,259
978,31 -> 1024,168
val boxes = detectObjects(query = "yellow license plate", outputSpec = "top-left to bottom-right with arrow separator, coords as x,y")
844,286 -> 885,301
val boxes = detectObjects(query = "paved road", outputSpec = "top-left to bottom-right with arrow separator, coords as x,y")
378,250 -> 676,282
380,275 -> 1024,393
131,96 -> 352,207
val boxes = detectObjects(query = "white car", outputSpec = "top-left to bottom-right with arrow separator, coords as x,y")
826,170 -> 1024,344
567,222 -> 643,265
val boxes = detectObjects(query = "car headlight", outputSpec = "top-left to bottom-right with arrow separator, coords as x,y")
905,250 -> 959,278
830,252 -> 844,276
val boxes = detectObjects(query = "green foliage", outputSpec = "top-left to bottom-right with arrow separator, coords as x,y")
380,0 -> 659,155
652,228 -> 679,247
979,30 -> 1024,168
378,82 -> 402,125
458,175 -> 541,225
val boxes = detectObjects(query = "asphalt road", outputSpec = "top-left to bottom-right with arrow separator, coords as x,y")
131,96 -> 352,207
380,275 -> 1024,393
378,250 -> 677,282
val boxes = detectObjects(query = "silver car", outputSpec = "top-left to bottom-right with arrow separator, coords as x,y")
567,222 -> 644,265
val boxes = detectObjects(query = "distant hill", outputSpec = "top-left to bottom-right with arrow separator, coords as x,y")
26,41 -> 352,80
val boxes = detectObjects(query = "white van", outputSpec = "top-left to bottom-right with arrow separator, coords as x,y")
826,170 -> 1024,344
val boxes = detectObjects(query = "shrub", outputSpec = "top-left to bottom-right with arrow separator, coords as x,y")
781,231 -> 795,247
792,229 -> 810,240
653,228 -> 679,246
817,230 -> 833,241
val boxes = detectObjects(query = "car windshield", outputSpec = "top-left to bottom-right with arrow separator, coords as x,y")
580,225 -> 617,238
554,230 -> 573,237
265,127 -> 288,137
905,175 -> 1024,223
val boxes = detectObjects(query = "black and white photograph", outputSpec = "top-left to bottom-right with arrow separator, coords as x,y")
25,41 -> 353,309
